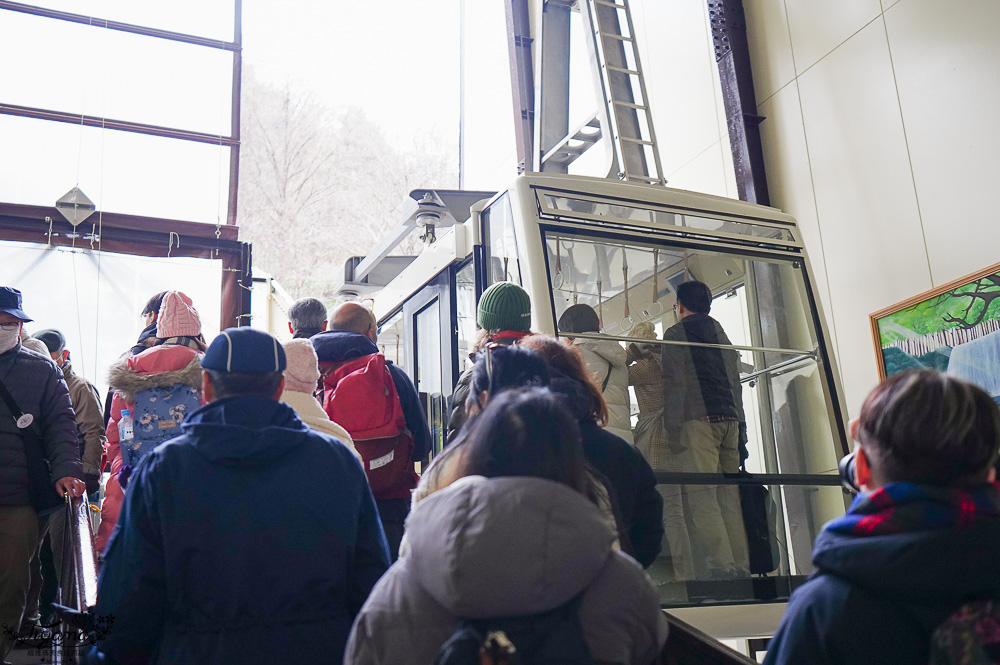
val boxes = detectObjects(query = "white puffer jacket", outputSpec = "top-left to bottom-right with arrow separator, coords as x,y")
572,337 -> 634,443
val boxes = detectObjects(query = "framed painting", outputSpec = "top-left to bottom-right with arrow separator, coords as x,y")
870,262 -> 1000,401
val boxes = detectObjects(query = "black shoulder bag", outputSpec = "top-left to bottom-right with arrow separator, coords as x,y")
0,377 -> 64,514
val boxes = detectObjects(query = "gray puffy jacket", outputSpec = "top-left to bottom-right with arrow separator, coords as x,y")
346,475 -> 668,665
0,344 -> 83,505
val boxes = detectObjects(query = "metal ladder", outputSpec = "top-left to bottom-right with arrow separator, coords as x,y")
581,0 -> 666,185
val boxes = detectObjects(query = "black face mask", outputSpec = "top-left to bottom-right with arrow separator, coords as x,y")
839,451 -> 860,493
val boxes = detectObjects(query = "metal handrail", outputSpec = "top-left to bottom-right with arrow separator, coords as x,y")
560,331 -> 817,359
654,471 -> 841,487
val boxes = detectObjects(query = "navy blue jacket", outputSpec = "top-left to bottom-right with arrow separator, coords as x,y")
93,396 -> 390,665
764,492 -> 1000,665
312,331 -> 431,462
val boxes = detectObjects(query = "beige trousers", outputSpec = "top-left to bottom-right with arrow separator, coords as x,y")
677,419 -> 749,576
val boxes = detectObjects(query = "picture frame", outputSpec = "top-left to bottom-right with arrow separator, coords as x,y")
870,262 -> 1000,402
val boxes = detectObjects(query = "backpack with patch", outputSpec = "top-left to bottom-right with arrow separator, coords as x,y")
122,384 -> 201,466
929,599 -> 1000,665
322,353 -> 417,500
432,595 -> 594,665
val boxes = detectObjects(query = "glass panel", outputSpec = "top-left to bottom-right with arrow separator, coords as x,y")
455,261 -> 477,376
377,311 -> 405,368
539,192 -> 795,242
415,299 -> 445,456
545,232 -> 816,350
482,193 -> 522,286
13,1 -> 235,42
1,240 -> 222,397
545,230 -> 845,559
0,11 -> 233,135
648,483 -> 845,607
415,300 -> 442,396
0,114 -> 230,223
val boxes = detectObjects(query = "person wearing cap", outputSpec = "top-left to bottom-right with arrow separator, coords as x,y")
0,287 -> 84,662
446,281 -> 533,443
279,338 -> 361,460
33,329 -> 104,494
97,291 -> 205,552
91,327 -> 389,665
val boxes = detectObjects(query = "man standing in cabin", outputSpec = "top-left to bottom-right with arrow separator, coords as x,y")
661,280 -> 749,579
92,328 -> 388,664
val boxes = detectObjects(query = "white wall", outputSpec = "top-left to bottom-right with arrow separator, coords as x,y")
745,0 -> 1000,415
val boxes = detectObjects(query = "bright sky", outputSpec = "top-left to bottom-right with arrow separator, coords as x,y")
242,0 -> 462,150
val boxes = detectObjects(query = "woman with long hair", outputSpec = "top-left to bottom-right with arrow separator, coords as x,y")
346,388 -> 668,665
520,334 -> 664,569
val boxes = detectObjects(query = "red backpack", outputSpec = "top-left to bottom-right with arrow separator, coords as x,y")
322,353 -> 417,500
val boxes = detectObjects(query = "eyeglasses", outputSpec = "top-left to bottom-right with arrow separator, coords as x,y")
483,342 -> 510,397
0,322 -> 21,332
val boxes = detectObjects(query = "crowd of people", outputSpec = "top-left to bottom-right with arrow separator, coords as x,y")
0,280 -> 998,665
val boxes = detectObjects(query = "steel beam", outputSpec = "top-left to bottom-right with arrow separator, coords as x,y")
0,103 -> 238,146
708,0 -> 769,206
535,0 -> 572,172
0,0 -> 239,50
505,0 -> 534,175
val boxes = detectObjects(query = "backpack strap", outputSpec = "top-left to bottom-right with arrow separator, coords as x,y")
601,361 -> 613,392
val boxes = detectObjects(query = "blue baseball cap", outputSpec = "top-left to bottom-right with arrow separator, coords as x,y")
202,327 -> 286,373
0,287 -> 32,322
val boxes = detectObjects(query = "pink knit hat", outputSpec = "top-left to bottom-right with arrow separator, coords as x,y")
282,339 -> 320,393
156,291 -> 202,338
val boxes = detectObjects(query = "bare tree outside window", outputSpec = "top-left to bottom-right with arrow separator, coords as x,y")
238,69 -> 457,300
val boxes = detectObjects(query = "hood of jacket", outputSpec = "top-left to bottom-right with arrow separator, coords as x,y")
573,336 -> 625,366
107,345 -> 203,402
812,490 -> 1000,613
179,396 -> 313,468
311,331 -> 378,363
547,368 -> 593,422
405,475 -> 616,618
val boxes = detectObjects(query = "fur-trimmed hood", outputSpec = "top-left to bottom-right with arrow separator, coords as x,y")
108,345 -> 203,402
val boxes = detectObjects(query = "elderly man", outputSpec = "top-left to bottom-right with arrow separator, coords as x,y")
0,287 -> 84,661
92,327 -> 388,664
288,297 -> 328,339
320,302 -> 431,561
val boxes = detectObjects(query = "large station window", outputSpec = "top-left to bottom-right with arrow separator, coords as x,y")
544,228 -> 845,599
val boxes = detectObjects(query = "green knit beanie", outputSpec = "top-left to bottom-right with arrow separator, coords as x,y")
477,282 -> 532,332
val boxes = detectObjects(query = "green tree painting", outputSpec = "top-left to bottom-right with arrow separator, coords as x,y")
878,273 -> 1000,347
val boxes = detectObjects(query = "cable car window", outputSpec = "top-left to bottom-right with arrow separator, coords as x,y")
538,192 -> 795,243
377,311 -> 405,368
482,193 -> 522,285
545,230 -> 841,478
455,261 -> 478,375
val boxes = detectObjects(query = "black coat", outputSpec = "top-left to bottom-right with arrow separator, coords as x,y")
549,374 -> 664,567
661,313 -> 744,434
0,343 -> 83,505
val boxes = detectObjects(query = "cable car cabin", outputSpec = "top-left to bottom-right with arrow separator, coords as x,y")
338,173 -> 850,637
